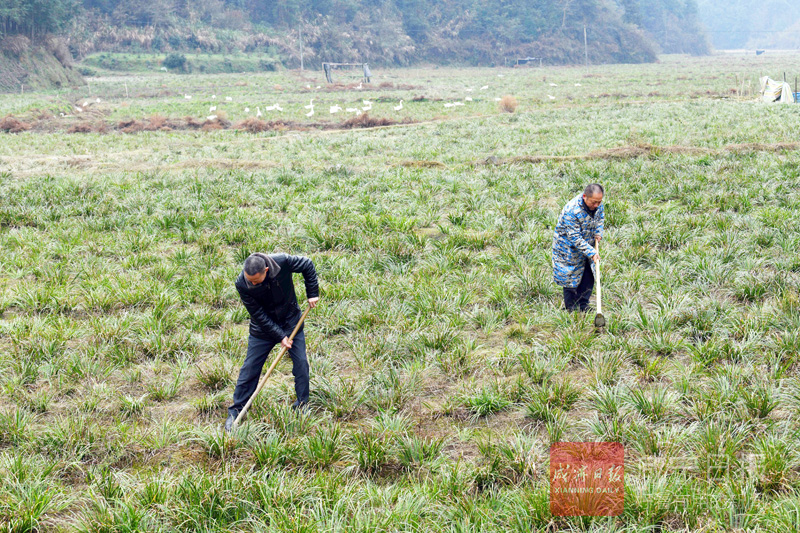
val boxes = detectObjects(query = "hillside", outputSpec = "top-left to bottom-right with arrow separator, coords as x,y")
0,35 -> 84,92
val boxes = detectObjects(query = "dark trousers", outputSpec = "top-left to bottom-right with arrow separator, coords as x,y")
229,330 -> 309,417
563,259 -> 595,312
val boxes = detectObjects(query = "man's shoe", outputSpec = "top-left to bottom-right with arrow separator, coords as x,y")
291,400 -> 307,412
224,413 -> 237,433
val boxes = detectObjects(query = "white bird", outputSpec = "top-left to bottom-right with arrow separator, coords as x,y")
83,101 -> 89,107
497,74 -> 505,78
306,85 -> 311,89
75,106 -> 83,113
393,100 -> 403,111
361,105 -> 371,112
306,108 -> 314,117
275,105 -> 283,112
184,94 -> 192,99
547,95 -> 556,100
356,110 -> 362,116
454,101 -> 465,106
304,99 -> 314,109
362,100 -> 372,106
465,97 -> 473,102
264,104 -> 276,111
316,85 -> 321,89
209,105 -> 216,112
330,105 -> 342,114
256,107 -> 262,117
245,107 -> 250,112
494,97 -> 501,101
345,107 -> 358,113
207,115 -> 217,120
225,96 -> 232,101
95,98 -> 101,103
480,85 -> 489,90
160,67 -> 167,71
465,88 -> 474,92
444,102 -> 454,108
574,83 -> 582,87
549,83 -> 558,87
212,95 -> 216,99
59,112 -> 65,117
356,82 -> 363,90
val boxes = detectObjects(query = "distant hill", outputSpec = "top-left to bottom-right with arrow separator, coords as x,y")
697,0 -> 800,50
1,0 -> 714,77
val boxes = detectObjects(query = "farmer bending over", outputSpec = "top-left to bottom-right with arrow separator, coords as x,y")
226,253 -> 319,432
552,184 -> 605,312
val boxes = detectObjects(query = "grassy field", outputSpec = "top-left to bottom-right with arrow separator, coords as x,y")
2,52 -> 800,531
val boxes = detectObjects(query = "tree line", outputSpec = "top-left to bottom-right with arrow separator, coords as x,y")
1,0 -> 711,65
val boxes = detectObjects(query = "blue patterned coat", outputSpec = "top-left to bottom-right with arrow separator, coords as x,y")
552,194 -> 604,288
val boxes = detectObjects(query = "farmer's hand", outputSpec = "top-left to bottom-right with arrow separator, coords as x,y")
281,337 -> 293,350
308,297 -> 320,309
595,235 -> 602,242
592,254 -> 600,264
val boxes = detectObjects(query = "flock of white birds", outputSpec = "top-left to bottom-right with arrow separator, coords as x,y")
64,72 -> 582,120
181,82 -> 506,121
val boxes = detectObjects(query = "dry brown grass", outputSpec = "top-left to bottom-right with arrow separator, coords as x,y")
67,123 -> 93,134
0,116 -> 32,133
499,95 -> 518,113
340,113 -> 400,129
236,118 -> 271,133
398,160 -> 446,169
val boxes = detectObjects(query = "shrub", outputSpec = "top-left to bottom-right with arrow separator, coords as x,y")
499,95 -> 518,113
163,53 -> 187,70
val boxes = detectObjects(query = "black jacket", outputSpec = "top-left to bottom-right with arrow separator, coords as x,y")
235,253 -> 319,342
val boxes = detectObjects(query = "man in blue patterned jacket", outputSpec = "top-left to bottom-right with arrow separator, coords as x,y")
552,184 -> 605,312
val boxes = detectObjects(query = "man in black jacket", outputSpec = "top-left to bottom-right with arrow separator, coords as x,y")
226,252 -> 319,432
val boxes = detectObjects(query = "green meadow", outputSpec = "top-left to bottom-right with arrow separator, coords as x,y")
2,53 -> 800,531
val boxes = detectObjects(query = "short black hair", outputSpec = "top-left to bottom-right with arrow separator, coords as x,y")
584,183 -> 604,196
244,254 -> 267,275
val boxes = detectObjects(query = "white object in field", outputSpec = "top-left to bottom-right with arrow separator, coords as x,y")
95,98 -> 101,103
306,108 -> 314,117
362,100 -> 372,106
225,96 -> 232,101
212,94 -> 216,99
494,97 -> 501,101
75,106 -> 83,112
356,82 -> 363,90
356,110 -> 362,116
306,85 -> 311,89
275,104 -> 283,111
184,94 -> 192,99
393,100 -> 403,111
497,74 -> 505,78
304,99 -> 314,109
760,76 -> 794,103
465,88 -> 473,92
209,105 -> 216,112
465,97 -> 472,102
330,105 -> 342,113
60,112 -> 65,117
83,101 -> 89,107
453,101 -> 465,106
245,107 -> 250,112
548,95 -> 556,100
160,67 -> 167,71
574,83 -> 582,86
256,107 -> 262,117
549,83 -> 558,87
316,85 -> 321,89
444,102 -> 454,108
207,115 -> 217,120
480,85 -> 488,90
361,105 -> 371,112
346,107 -> 358,113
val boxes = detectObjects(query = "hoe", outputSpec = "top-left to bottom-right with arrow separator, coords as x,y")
233,305 -> 313,431
593,241 -> 605,328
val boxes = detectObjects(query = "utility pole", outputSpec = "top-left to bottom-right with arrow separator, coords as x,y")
584,26 -> 589,67
299,24 -> 304,71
